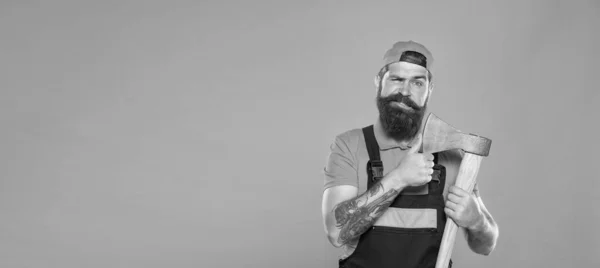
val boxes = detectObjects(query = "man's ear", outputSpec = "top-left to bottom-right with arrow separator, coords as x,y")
428,81 -> 435,99
424,81 -> 434,106
373,74 -> 380,92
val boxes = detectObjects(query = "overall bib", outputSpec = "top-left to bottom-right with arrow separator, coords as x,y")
339,125 -> 453,268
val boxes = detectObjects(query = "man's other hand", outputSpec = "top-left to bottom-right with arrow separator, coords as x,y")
444,185 -> 484,230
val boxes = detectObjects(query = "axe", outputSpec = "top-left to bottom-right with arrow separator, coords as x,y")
420,113 -> 492,268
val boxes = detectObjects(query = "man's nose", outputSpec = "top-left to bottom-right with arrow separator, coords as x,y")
398,82 -> 411,95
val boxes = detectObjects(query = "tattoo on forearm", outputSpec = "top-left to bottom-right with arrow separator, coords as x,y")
367,182 -> 384,197
333,182 -> 399,245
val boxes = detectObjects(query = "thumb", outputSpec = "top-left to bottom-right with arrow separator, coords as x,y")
407,134 -> 423,154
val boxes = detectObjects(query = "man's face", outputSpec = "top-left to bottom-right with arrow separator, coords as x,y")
376,61 -> 432,141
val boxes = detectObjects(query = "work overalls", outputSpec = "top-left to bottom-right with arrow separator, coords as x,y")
339,125 -> 453,268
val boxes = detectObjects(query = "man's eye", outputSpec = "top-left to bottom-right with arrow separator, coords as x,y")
413,81 -> 424,87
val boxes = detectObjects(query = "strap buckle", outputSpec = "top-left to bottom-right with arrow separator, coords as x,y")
367,160 -> 384,181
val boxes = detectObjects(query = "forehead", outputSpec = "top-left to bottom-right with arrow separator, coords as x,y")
386,61 -> 429,78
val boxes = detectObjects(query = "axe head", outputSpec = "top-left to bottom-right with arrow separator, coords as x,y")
421,113 -> 492,156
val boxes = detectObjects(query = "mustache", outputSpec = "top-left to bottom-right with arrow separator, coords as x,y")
380,93 -> 422,111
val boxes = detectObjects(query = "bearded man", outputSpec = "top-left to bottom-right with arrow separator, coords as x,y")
321,41 -> 499,268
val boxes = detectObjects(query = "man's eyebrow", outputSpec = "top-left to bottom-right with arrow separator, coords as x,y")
388,74 -> 427,80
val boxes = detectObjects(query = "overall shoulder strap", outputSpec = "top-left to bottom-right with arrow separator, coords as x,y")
362,125 -> 383,183
362,125 -> 380,161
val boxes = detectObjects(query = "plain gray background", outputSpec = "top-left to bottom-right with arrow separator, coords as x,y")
1,0 -> 599,267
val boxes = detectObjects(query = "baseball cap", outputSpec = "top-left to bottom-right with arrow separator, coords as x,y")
382,40 -> 434,72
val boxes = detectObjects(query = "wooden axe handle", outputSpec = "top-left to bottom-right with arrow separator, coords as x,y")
435,152 -> 483,268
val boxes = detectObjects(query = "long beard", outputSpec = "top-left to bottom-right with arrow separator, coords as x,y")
376,92 -> 426,141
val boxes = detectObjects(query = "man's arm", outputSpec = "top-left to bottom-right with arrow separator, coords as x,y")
440,149 -> 499,255
322,135 -> 432,247
445,184 -> 499,255
463,190 -> 499,255
322,176 -> 406,247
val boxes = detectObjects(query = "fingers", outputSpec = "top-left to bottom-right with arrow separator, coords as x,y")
420,167 -> 434,177
407,134 -> 422,154
420,153 -> 434,168
448,185 -> 469,197
445,199 -> 459,210
444,207 -> 456,219
445,199 -> 465,218
447,192 -> 461,203
421,159 -> 434,175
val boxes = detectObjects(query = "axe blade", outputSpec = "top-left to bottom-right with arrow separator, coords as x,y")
422,113 -> 492,156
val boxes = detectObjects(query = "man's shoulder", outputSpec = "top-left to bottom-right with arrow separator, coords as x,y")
329,127 -> 369,153
333,126 -> 371,144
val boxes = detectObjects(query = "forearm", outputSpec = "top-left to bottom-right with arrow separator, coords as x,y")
465,209 -> 499,255
330,176 -> 405,247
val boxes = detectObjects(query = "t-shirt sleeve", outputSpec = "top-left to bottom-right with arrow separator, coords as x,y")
323,133 -> 358,190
